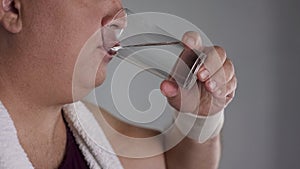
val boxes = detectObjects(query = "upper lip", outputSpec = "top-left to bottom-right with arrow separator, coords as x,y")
102,41 -> 119,52
104,42 -> 120,56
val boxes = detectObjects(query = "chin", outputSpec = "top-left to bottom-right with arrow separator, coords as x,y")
70,68 -> 106,102
95,63 -> 108,86
94,75 -> 106,87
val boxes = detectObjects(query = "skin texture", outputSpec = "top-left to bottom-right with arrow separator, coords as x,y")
0,0 -> 237,169
0,0 -> 123,168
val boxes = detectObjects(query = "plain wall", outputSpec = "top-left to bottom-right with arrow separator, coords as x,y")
92,0 -> 300,168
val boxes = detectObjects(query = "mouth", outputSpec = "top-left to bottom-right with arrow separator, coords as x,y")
103,42 -> 120,56
97,43 -> 119,62
107,48 -> 118,56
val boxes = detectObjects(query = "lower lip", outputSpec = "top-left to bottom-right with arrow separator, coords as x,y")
108,49 -> 117,56
97,46 -> 115,62
103,52 -> 117,62
104,54 -> 113,61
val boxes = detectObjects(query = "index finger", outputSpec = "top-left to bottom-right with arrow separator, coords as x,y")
168,32 -> 204,88
181,31 -> 203,50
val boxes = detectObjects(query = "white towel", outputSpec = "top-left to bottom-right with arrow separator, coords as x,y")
0,101 -> 123,169
0,101 -> 34,169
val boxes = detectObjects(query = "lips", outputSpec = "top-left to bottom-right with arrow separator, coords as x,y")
107,49 -> 117,56
102,44 -> 119,62
104,42 -> 120,56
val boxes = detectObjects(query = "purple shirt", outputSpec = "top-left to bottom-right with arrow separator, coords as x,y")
58,117 -> 90,169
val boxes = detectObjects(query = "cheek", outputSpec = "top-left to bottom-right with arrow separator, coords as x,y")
74,49 -> 107,85
71,30 -> 110,94
27,2 -> 103,57
37,13 -> 106,78
20,1 -> 108,99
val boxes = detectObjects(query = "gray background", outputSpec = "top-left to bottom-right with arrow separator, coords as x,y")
92,0 -> 300,169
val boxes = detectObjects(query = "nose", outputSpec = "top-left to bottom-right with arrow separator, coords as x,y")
101,0 -> 124,27
102,8 -> 128,52
102,9 -> 127,30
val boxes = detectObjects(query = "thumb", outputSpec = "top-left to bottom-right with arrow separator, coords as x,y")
160,80 -> 179,98
160,80 -> 183,111
160,79 -> 201,113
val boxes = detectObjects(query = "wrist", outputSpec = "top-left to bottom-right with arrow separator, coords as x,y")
175,109 -> 225,143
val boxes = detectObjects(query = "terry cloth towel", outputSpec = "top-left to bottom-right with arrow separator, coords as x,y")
0,101 -> 123,169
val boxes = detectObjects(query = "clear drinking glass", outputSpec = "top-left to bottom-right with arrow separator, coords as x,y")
102,9 -> 207,89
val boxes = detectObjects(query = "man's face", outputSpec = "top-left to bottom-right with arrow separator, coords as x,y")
12,0 -> 123,101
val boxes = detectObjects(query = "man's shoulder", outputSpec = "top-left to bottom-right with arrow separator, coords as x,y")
82,101 -> 160,138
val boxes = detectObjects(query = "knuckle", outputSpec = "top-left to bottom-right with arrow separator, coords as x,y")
226,94 -> 234,105
184,31 -> 200,37
214,46 -> 227,61
225,75 -> 237,94
233,76 -> 238,89
229,90 -> 236,100
203,46 -> 215,55
227,59 -> 235,73
224,59 -> 235,80
225,58 -> 233,69
182,31 -> 201,43
183,32 -> 202,49
229,75 -> 238,91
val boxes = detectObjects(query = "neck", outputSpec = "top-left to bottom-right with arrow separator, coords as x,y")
0,69 -> 66,141
0,92 -> 65,140
0,44 -> 69,168
0,90 -> 68,169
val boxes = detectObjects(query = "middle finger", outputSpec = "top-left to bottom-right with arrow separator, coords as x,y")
197,46 -> 227,82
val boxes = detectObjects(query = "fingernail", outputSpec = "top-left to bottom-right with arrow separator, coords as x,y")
216,89 -> 222,96
199,69 -> 210,81
162,83 -> 178,97
208,80 -> 217,91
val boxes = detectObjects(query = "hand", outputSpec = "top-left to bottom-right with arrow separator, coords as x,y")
160,31 -> 237,116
